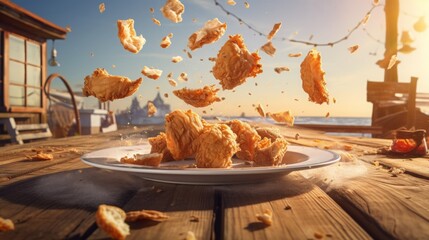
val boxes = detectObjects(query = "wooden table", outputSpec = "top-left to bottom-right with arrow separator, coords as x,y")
0,123 -> 428,240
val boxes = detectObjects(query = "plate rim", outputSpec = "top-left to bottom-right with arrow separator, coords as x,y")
81,145 -> 340,176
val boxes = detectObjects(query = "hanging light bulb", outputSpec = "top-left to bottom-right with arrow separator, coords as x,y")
398,44 -> 416,54
48,40 -> 60,67
413,16 -> 427,32
400,31 -> 413,45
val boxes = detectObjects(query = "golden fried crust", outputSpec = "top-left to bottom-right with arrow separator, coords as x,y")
120,153 -> 162,167
260,41 -> 276,56
300,49 -> 330,104
126,210 -> 169,222
212,34 -> 263,90
254,137 -> 288,166
268,111 -> 295,126
147,101 -> 157,117
227,120 -> 261,161
173,85 -> 221,108
141,66 -> 162,80
165,110 -> 204,160
0,217 -> 14,232
194,124 -> 239,168
148,132 -> 174,161
82,68 -> 142,102
267,22 -> 282,40
96,204 -> 130,240
188,18 -> 227,51
255,127 -> 283,142
117,19 -> 146,54
160,0 -> 184,23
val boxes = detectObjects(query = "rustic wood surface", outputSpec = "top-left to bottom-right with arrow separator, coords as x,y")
0,123 -> 428,240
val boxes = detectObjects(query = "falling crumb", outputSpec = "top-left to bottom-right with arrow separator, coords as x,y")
389,167 -> 405,177
202,110 -> 207,114
256,209 -> 273,226
343,144 -> 353,151
281,91 -> 284,94
309,34 -> 314,40
325,112 -> 330,118
190,215 -> 200,222
348,45 -> 359,53
192,18 -> 197,22
164,93 -> 169,98
208,57 -> 216,62
294,98 -> 299,101
373,160 -> 380,166
227,0 -> 236,6
186,231 -> 196,240
256,104 -> 265,118
99,3 -> 105,13
295,133 -> 300,140
288,52 -> 302,57
221,97 -> 225,100
90,52 -> 94,57
255,82 -> 258,86
179,72 -> 188,81
248,92 -> 252,96
65,25 -> 72,32
333,97 -> 336,104
284,205 -> 292,210
167,72 -> 173,78
156,86 -> 160,90
112,64 -> 116,68
168,78 -> 178,87
150,7 -> 154,13
186,51 -> 192,58
274,66 -> 290,74
152,18 -> 161,26
172,56 -> 183,63
387,55 -> 398,69
373,0 -> 379,5
244,1 -> 250,8
314,232 -> 324,239
200,58 -> 204,61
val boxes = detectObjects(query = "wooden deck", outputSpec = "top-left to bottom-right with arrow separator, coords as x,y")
0,123 -> 428,239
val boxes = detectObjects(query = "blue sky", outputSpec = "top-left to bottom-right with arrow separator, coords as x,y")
13,0 -> 429,117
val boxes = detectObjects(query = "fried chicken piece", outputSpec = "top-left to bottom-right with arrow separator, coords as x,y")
126,210 -> 169,222
255,127 -> 283,142
300,49 -> 330,104
147,101 -> 157,117
260,41 -> 276,56
188,18 -> 227,51
173,85 -> 221,108
171,56 -> 183,63
99,3 -> 105,13
83,68 -> 142,102
152,17 -> 161,26
141,66 -> 162,80
267,22 -> 282,40
178,72 -> 188,81
117,19 -> 146,54
255,104 -> 266,117
0,216 -> 14,232
212,34 -> 263,90
27,152 -> 53,161
194,124 -> 239,168
148,132 -> 174,161
96,204 -> 130,240
254,137 -> 288,166
160,0 -> 184,23
165,109 -> 204,160
268,110 -> 295,126
348,44 -> 359,53
160,34 -> 172,48
227,120 -> 261,161
256,209 -> 273,226
120,153 -> 162,167
168,78 -> 178,87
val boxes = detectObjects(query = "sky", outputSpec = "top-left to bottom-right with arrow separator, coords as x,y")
12,0 -> 429,117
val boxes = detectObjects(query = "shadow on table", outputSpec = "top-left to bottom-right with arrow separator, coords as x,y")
0,168 -> 142,211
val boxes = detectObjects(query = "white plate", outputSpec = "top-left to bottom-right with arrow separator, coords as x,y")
81,145 -> 340,185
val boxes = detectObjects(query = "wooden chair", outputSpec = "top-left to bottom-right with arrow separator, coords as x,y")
367,77 -> 418,137
0,117 -> 52,144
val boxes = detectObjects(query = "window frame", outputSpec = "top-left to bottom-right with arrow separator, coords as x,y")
3,31 -> 46,113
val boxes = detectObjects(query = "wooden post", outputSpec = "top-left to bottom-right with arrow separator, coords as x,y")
406,77 -> 418,129
384,0 -> 399,83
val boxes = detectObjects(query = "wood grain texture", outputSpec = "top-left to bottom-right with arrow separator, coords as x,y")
221,173 -> 371,240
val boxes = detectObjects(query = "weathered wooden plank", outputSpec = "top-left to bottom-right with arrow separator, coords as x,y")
310,163 -> 429,240
221,173 -> 371,240
88,183 -> 216,240
359,155 -> 429,179
0,168 -> 142,240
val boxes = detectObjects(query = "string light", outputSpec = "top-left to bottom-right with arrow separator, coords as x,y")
213,0 -> 382,47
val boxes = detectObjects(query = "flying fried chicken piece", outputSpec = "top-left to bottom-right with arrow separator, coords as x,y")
160,0 -> 184,23
267,22 -> 282,40
194,124 -> 239,168
260,42 -> 276,56
226,120 -> 261,161
147,101 -> 157,117
212,34 -> 263,90
173,85 -> 221,108
165,109 -> 204,160
117,19 -> 146,54
141,66 -> 162,80
82,68 -> 142,102
188,18 -> 227,51
254,137 -> 288,166
300,49 -> 330,104
268,111 -> 295,126
148,132 -> 174,161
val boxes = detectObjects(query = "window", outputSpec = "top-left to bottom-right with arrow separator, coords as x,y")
8,34 -> 42,108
